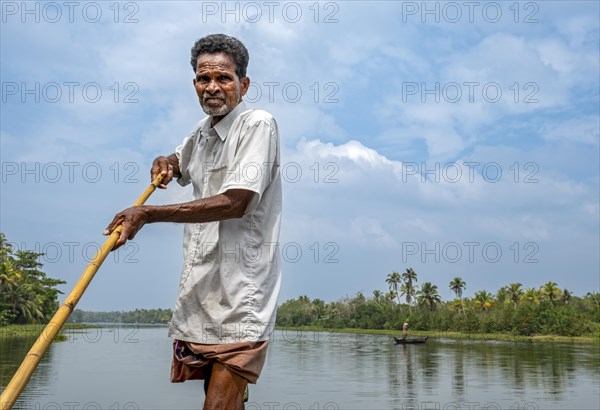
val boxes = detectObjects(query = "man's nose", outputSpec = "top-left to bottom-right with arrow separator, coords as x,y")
205,80 -> 219,93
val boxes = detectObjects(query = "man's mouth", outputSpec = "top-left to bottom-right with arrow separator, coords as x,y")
204,97 -> 224,103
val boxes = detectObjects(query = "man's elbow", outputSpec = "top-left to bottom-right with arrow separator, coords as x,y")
223,189 -> 254,219
229,202 -> 248,219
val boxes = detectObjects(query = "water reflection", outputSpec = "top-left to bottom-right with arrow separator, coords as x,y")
0,329 -> 598,410
451,340 -> 600,398
382,335 -> 598,409
452,346 -> 465,399
0,333 -> 58,405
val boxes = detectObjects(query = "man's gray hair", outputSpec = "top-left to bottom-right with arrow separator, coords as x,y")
190,34 -> 249,79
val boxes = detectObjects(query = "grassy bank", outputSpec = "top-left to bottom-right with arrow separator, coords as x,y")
0,323 -> 91,339
275,326 -> 600,344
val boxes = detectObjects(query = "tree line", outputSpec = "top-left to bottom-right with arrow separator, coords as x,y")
2,234 -> 598,336
0,233 -> 174,326
68,308 -> 173,324
0,233 -> 65,325
276,269 -> 600,336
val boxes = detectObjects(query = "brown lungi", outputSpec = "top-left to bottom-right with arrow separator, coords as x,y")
170,339 -> 268,384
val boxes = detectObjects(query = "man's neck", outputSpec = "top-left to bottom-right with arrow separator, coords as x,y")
210,116 -> 223,127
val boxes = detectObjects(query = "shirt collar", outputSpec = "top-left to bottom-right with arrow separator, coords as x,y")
201,101 -> 248,141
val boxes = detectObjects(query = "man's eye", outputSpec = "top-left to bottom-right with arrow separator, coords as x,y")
197,76 -> 209,82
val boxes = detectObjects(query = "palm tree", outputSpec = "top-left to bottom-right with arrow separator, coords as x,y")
298,295 -> 310,303
385,291 -> 398,302
473,290 -> 494,311
452,298 -> 467,315
2,279 -> 45,323
449,277 -> 466,299
311,298 -> 326,320
495,286 -> 509,304
372,290 -> 383,303
1,234 -> 73,325
0,258 -> 18,290
400,268 -> 418,306
399,282 -> 416,306
561,289 -> 572,305
0,233 -> 17,291
540,281 -> 562,303
506,283 -> 523,304
522,287 -> 541,304
386,271 -> 402,304
417,282 -> 442,311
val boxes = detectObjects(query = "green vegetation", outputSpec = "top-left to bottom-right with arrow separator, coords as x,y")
277,269 -> 600,338
0,233 -> 65,326
68,308 -> 172,323
0,323 -> 91,341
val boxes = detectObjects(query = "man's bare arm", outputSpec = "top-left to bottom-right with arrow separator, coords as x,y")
105,153 -> 254,248
145,189 -> 253,224
104,189 -> 254,248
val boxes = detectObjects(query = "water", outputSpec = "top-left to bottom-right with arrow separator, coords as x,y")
1,327 -> 598,410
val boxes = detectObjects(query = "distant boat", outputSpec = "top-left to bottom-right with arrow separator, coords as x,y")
394,336 -> 428,344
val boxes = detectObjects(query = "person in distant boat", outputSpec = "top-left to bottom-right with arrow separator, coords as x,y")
402,321 -> 409,339
105,34 -> 282,410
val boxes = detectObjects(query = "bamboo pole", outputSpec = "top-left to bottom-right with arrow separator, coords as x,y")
0,174 -> 164,410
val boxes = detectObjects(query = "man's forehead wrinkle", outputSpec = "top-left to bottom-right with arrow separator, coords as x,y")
197,64 -> 233,71
196,53 -> 235,67
196,62 -> 236,74
195,68 -> 235,78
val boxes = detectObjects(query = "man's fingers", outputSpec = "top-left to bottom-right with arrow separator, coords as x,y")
151,165 -> 164,188
157,164 -> 174,189
113,223 -> 131,249
107,206 -> 147,251
104,215 -> 124,235
128,228 -> 139,241
105,218 -> 126,250
112,222 -> 142,250
152,157 -> 173,189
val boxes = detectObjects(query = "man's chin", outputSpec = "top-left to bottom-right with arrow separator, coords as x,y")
201,104 -> 232,117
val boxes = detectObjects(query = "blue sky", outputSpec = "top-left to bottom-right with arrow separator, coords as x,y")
1,1 -> 599,311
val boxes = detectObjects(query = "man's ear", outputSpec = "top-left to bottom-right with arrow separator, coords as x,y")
240,76 -> 250,97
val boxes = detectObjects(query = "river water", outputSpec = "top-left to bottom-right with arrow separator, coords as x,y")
1,327 -> 598,410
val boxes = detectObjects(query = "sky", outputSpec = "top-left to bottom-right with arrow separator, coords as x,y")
1,0 -> 599,311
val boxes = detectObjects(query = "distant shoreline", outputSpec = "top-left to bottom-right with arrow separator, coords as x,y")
2,323 -> 598,344
274,326 -> 600,344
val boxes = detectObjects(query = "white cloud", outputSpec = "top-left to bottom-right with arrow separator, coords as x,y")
403,218 -> 442,236
476,215 -> 550,241
350,216 -> 398,248
540,115 -> 600,145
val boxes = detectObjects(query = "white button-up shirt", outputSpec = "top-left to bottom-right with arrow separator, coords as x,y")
168,102 -> 282,344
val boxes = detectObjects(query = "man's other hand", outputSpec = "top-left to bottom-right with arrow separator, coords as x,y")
152,155 -> 176,189
103,206 -> 149,250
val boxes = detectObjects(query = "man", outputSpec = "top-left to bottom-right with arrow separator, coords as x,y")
402,321 -> 408,339
104,34 -> 282,410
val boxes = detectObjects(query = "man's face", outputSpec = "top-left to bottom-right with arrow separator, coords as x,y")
194,52 -> 249,122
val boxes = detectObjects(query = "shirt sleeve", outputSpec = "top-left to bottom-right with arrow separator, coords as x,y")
218,116 -> 280,213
